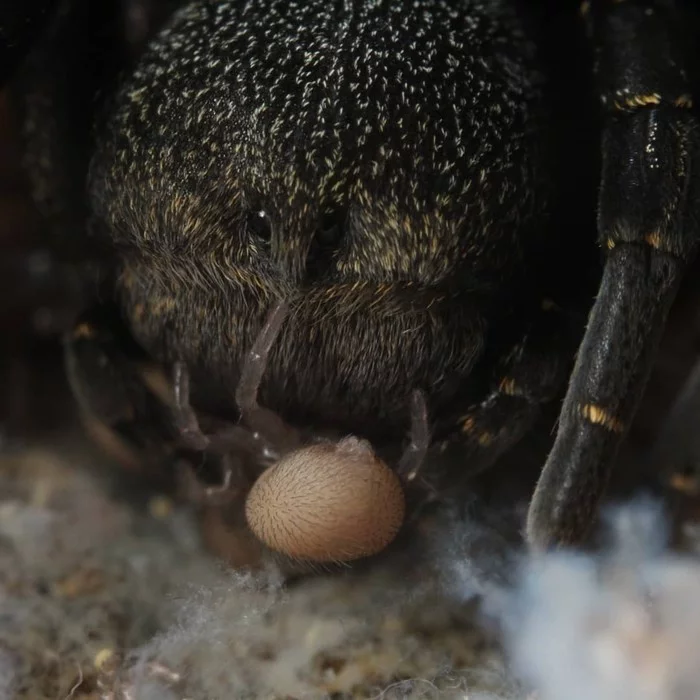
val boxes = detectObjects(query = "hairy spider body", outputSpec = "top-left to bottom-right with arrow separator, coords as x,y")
6,0 -> 700,552
89,0 -> 552,441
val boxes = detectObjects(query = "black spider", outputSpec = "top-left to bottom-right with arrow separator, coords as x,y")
2,0 -> 700,554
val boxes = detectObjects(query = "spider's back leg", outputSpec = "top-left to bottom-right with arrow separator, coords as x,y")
527,0 -> 700,549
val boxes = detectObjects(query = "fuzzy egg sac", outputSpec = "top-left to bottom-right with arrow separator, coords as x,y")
244,437 -> 406,562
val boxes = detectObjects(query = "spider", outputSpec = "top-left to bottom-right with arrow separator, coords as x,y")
3,0 -> 700,555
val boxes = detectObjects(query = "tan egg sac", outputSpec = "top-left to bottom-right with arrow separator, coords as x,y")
245,437 -> 406,562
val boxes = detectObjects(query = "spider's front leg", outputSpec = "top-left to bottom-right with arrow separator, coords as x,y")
527,0 -> 700,549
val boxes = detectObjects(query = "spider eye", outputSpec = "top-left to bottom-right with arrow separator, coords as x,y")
245,208 -> 272,243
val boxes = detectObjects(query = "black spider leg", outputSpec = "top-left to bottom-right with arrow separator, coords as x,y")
64,303 -> 179,464
526,1 -> 700,549
421,302 -> 573,495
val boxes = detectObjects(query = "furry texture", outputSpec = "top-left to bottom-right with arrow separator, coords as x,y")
88,0 -> 550,440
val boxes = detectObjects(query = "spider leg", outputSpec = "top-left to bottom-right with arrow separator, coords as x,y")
234,298 -> 301,453
170,361 -> 262,498
64,303 -> 178,466
171,361 -> 209,451
526,1 -> 700,549
177,453 -> 243,506
66,303 -> 252,500
170,299 -> 302,499
423,302 -> 573,491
